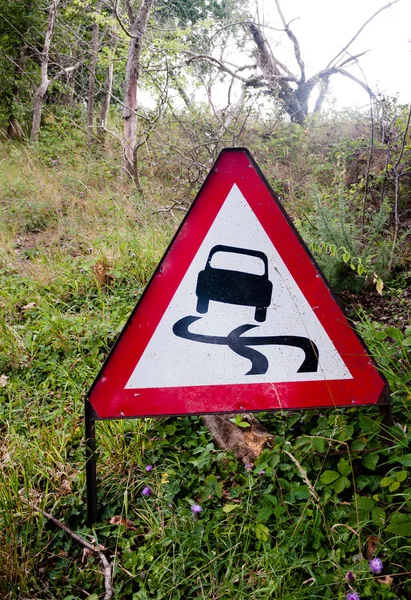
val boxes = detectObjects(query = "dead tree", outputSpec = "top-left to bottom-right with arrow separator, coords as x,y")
183,0 -> 398,125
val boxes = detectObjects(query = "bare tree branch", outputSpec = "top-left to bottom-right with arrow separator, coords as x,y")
325,0 -> 399,69
27,501 -> 113,600
274,0 -> 305,82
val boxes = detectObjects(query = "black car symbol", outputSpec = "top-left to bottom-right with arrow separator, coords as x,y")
195,245 -> 273,322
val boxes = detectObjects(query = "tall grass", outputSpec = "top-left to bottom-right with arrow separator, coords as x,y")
0,137 -> 410,599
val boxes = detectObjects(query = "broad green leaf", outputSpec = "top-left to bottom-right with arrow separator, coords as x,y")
338,458 -> 351,476
386,514 -> 411,536
363,453 -> 379,471
222,504 -> 239,514
257,506 -> 273,522
397,455 -> 411,467
320,470 -> 340,485
385,327 -> 403,342
333,476 -> 351,494
381,477 -> 393,488
396,470 -> 408,482
356,496 -> 374,512
351,439 -> 366,451
312,437 -> 325,453
372,507 -> 386,525
389,480 -> 400,492
255,523 -> 270,542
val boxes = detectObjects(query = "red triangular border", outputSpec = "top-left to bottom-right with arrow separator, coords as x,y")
88,148 -> 388,419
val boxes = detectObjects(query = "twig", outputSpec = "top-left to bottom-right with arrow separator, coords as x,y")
152,201 -> 187,214
325,1 -> 399,69
284,449 -> 320,504
27,501 -> 113,599
388,103 -> 411,271
331,523 -> 359,536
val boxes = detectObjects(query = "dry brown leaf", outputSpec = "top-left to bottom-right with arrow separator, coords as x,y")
0,375 -> 8,388
59,479 -> 71,495
92,259 -> 114,287
377,575 -> 393,586
22,302 -> 36,310
365,535 -> 379,559
109,515 -> 136,530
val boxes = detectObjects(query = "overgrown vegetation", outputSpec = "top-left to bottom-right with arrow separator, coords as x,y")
0,102 -> 410,599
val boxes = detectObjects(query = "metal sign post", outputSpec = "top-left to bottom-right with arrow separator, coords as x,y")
85,399 -> 98,526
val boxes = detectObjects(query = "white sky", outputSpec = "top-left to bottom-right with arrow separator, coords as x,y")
256,0 -> 411,109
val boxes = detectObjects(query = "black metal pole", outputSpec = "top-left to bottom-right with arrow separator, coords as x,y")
85,398 -> 98,526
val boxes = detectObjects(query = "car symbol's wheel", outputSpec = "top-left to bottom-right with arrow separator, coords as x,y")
255,307 -> 267,322
196,297 -> 209,314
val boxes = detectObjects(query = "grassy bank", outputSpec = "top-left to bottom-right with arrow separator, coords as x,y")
1,135 -> 410,599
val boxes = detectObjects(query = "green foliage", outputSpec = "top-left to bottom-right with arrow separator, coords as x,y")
0,111 -> 411,599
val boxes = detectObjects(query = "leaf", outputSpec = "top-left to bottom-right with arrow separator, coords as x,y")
312,437 -> 325,453
255,523 -> 270,542
389,480 -> 400,492
396,470 -> 408,482
222,504 -> 239,514
376,277 -> 384,295
386,514 -> 411,536
320,470 -> 340,485
363,453 -> 379,471
380,477 -> 393,488
109,515 -> 136,529
385,327 -> 404,342
397,455 -> 411,467
257,506 -> 273,522
365,535 -> 380,559
333,476 -> 351,494
338,458 -> 351,476
357,496 -> 374,512
372,507 -> 386,525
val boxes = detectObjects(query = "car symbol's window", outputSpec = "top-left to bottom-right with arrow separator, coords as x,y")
209,250 -> 266,276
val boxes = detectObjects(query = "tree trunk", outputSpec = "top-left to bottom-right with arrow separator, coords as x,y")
87,0 -> 102,144
122,0 -> 156,179
30,0 -> 60,142
99,1 -> 119,140
248,22 -> 307,125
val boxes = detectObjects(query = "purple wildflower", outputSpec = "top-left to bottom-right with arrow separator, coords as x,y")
145,464 -> 153,472
191,504 -> 203,514
346,592 -> 360,600
244,464 -> 253,471
369,557 -> 383,574
345,571 -> 356,583
142,486 -> 151,496
258,470 -> 265,476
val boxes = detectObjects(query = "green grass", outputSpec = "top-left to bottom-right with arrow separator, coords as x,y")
1,139 -> 411,599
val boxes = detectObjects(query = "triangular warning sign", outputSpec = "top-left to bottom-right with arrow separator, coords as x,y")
88,148 -> 388,419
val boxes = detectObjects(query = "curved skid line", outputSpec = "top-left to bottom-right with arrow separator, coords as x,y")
172,316 -> 319,374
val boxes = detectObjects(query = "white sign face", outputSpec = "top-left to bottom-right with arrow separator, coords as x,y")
126,185 -> 352,389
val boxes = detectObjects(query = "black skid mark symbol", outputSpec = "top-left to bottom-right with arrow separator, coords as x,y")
173,316 -> 319,376
227,324 -> 268,375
